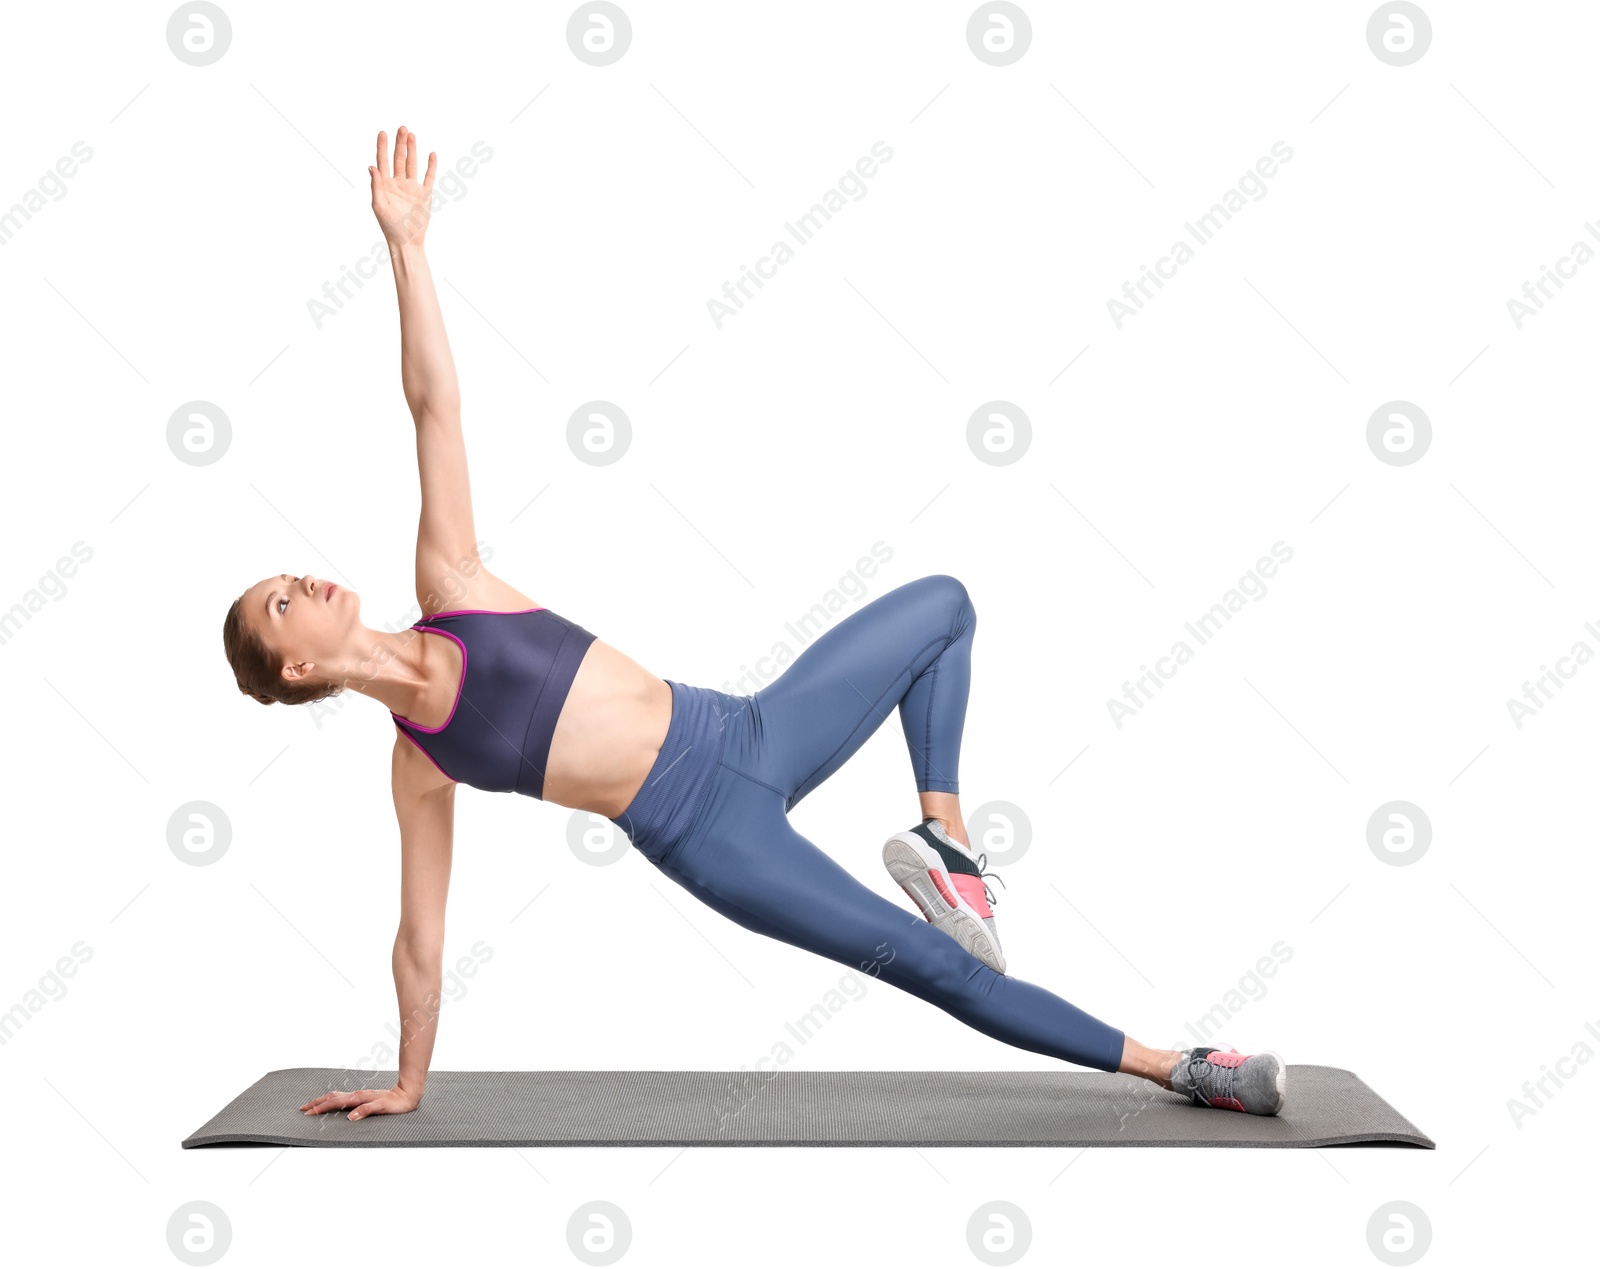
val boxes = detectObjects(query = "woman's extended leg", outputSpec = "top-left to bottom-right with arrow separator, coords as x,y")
659,764 -> 1129,1073
659,781 -> 1285,1110
674,574 -> 1287,1111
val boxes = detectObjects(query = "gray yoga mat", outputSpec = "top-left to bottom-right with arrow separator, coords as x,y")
182,1066 -> 1432,1148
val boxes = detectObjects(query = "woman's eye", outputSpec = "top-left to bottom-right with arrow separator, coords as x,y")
278,597 -> 289,614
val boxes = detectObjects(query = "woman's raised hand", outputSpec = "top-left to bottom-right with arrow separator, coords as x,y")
369,126 -> 437,249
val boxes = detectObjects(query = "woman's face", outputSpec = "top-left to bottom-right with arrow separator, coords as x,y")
242,573 -> 359,687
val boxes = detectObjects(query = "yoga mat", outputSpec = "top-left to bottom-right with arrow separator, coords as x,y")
182,1066 -> 1432,1148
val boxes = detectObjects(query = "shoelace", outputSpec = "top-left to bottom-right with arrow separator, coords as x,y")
1178,1049 -> 1238,1105
1195,1053 -> 1228,1104
972,852 -> 1007,909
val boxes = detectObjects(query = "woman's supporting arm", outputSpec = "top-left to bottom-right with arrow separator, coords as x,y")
299,931 -> 440,1121
391,932 -> 445,1101
387,745 -> 457,1109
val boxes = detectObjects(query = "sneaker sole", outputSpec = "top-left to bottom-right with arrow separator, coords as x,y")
882,834 -> 1006,974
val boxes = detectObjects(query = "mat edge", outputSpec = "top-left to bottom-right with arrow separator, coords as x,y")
183,1132 -> 1435,1150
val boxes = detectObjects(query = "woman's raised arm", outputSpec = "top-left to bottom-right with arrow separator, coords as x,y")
371,127 -> 458,419
369,126 -> 478,584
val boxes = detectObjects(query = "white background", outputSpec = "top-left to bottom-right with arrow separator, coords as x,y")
2,1 -> 1593,1264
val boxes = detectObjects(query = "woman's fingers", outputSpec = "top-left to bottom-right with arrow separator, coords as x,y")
372,127 -> 433,192
299,1088 -> 381,1113
295,1087 -> 417,1120
349,1091 -> 419,1120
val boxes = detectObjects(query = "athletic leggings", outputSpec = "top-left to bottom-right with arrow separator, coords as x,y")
609,573 -> 1127,1073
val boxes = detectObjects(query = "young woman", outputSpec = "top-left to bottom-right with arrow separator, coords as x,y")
222,127 -> 1286,1125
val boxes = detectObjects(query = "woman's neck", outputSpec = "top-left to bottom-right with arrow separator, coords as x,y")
329,623 -> 438,717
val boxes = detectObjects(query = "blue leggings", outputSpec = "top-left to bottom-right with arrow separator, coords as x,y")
609,573 -> 1127,1073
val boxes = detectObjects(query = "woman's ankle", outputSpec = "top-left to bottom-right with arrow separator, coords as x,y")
917,795 -> 970,848
1119,1038 -> 1182,1090
928,815 -> 970,848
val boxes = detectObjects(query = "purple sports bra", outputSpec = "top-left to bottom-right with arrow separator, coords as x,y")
390,606 -> 598,799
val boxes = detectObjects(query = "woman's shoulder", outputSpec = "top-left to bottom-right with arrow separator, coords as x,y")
414,558 -> 538,620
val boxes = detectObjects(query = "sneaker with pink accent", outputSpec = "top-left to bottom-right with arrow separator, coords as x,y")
882,816 -> 1007,974
1168,1046 -> 1287,1116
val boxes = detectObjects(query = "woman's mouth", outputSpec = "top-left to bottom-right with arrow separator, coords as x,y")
326,584 -> 337,602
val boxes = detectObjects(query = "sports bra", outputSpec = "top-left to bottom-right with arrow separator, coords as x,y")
390,606 -> 599,799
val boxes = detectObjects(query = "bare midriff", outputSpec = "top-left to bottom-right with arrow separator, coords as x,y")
541,639 -> 674,818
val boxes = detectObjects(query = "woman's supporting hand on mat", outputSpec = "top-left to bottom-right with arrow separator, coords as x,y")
369,125 -> 436,250
300,1081 -> 423,1121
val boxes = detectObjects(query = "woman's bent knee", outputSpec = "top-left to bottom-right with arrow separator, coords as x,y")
919,573 -> 975,632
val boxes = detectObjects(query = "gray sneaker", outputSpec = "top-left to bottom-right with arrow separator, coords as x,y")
1168,1046 -> 1287,1116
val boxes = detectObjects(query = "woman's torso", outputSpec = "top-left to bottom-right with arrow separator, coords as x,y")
391,574 -> 671,816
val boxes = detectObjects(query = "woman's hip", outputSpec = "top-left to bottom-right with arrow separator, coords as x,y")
608,681 -> 752,863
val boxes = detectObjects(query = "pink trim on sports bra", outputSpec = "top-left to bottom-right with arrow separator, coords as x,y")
390,625 -> 468,732
423,605 -> 546,619
393,723 -> 458,782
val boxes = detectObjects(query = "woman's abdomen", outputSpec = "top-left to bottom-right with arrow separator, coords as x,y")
542,640 -> 673,816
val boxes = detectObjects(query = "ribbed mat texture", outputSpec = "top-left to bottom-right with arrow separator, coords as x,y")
183,1066 -> 1432,1148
